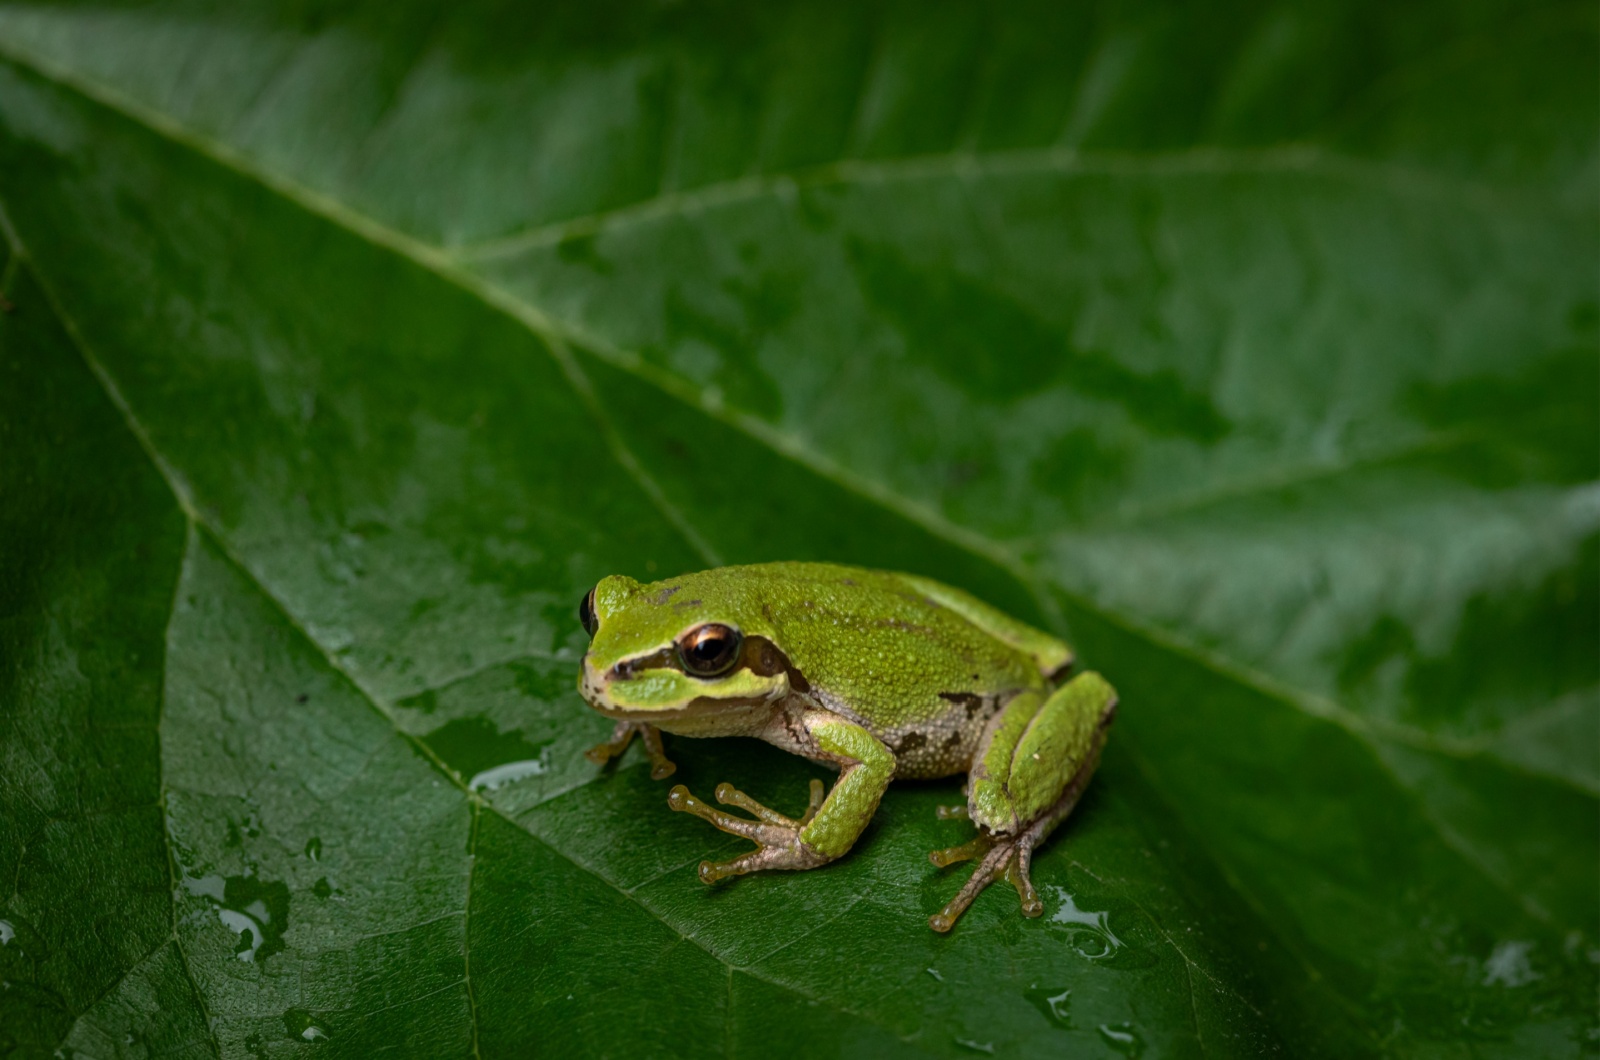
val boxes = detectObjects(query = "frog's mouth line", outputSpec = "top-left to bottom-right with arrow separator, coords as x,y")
584,690 -> 794,721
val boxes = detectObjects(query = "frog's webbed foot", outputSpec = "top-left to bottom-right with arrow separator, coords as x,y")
585,720 -> 676,780
927,831 -> 1044,932
668,779 -> 828,882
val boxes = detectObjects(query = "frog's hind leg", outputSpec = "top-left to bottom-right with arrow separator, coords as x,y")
929,672 -> 1116,932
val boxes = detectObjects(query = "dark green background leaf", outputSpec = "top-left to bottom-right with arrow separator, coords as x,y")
1,2 -> 1594,1056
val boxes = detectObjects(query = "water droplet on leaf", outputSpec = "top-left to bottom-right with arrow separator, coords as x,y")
183,873 -> 290,962
1024,986 -> 1072,1028
283,1008 -> 327,1041
1048,887 -> 1129,961
1098,1022 -> 1143,1057
468,756 -> 549,792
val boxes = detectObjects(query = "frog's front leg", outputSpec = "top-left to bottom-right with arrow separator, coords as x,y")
585,720 -> 677,780
930,672 -> 1117,932
668,712 -> 894,883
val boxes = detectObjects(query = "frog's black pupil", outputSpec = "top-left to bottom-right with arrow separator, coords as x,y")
678,624 -> 741,676
579,588 -> 598,638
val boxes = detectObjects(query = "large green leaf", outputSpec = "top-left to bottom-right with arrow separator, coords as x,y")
1,2 -> 1594,1056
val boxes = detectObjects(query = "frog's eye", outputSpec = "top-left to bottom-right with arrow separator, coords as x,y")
676,623 -> 742,678
579,586 -> 599,638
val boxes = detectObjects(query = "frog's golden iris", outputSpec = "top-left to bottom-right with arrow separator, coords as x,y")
676,622 -> 742,677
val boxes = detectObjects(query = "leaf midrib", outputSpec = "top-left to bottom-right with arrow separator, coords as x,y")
464,801 -> 483,1060
156,528 -> 224,1059
1,41 -> 1575,1049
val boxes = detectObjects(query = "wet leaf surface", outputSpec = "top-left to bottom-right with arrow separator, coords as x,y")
1,2 -> 1594,1056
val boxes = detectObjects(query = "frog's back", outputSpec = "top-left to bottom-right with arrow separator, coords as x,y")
670,562 -> 1061,740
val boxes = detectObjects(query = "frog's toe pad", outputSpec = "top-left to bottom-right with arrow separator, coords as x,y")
698,857 -> 743,884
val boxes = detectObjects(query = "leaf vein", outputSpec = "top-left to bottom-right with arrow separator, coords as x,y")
451,145 -> 1542,264
156,522 -> 221,1057
465,801 -> 484,1060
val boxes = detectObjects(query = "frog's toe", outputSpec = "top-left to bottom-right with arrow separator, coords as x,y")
929,834 -> 1046,931
935,804 -> 970,821
587,721 -> 677,779
928,834 -> 992,867
1005,852 -> 1044,918
711,779 -> 823,828
698,853 -> 751,883
668,784 -> 768,840
639,725 -> 677,780
799,778 -> 825,825
929,840 -> 1015,932
697,845 -> 806,883
585,719 -> 636,767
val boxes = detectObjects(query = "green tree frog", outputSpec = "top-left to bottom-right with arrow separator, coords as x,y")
576,562 -> 1116,932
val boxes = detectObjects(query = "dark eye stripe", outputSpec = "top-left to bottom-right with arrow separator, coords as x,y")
608,629 -> 791,683
610,647 -> 676,680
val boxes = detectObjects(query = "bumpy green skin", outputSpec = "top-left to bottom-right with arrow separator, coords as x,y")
577,562 -> 1116,925
802,719 -> 895,857
586,562 -> 1053,728
971,673 -> 1116,833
